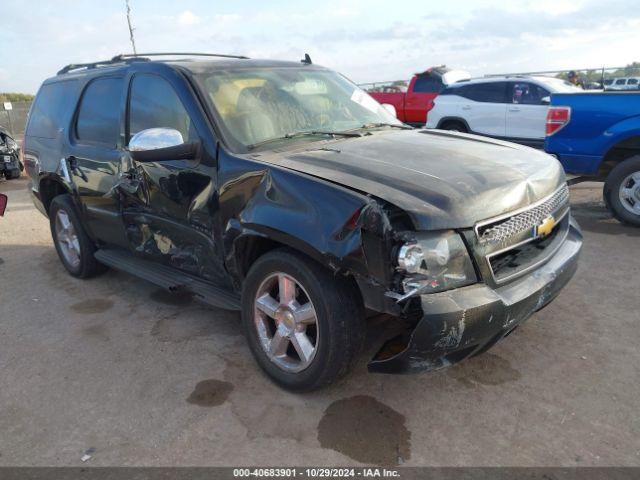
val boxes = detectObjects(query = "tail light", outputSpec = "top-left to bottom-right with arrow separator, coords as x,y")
546,106 -> 571,136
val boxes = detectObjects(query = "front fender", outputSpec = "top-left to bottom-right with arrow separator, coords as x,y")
217,150 -> 400,297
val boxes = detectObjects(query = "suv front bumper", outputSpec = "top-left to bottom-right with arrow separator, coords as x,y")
368,216 -> 583,374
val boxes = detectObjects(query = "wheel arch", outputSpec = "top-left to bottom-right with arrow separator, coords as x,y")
599,135 -> 640,179
436,116 -> 471,131
39,175 -> 73,215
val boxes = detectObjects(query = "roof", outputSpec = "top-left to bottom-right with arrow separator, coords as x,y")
55,53 -> 318,78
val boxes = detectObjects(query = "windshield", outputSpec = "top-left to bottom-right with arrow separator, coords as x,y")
195,67 -> 402,151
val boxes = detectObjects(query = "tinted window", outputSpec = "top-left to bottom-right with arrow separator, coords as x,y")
628,78 -> 638,85
603,79 -> 613,86
510,82 -> 549,105
128,74 -> 195,142
615,79 -> 627,85
27,81 -> 77,139
76,77 -> 123,146
458,82 -> 507,103
413,76 -> 443,93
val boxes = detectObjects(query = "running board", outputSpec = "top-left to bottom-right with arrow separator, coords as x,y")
94,249 -> 241,311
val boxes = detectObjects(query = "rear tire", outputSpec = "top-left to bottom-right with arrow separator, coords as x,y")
440,120 -> 468,133
5,169 -> 20,180
241,249 -> 365,392
49,194 -> 106,278
603,155 -> 640,227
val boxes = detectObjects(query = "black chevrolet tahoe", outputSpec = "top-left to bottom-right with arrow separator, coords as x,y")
24,53 -> 582,391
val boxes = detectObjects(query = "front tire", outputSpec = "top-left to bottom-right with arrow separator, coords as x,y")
440,120 -> 468,133
241,249 -> 365,392
49,194 -> 106,278
603,155 -> 640,227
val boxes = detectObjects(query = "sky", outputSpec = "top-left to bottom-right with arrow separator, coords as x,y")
2,0 -> 640,93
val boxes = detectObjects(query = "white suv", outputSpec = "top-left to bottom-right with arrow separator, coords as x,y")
425,76 -> 581,147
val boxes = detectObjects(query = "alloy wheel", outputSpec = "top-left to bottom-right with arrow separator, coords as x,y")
618,171 -> 640,216
253,272 -> 319,373
55,209 -> 81,268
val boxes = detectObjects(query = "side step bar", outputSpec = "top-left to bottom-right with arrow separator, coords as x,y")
94,249 -> 241,311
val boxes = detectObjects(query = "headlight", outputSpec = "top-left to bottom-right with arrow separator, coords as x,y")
396,231 -> 477,295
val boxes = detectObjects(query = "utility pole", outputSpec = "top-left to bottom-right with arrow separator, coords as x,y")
125,0 -> 137,55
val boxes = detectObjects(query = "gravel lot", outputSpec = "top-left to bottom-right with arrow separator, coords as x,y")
0,177 -> 638,467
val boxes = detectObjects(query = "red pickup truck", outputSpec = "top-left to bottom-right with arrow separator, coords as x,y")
366,66 -> 470,126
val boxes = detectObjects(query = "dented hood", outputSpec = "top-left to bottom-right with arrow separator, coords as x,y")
256,129 -> 566,230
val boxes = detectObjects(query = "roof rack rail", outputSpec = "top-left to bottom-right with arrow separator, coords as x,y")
57,56 -> 149,75
57,52 -> 249,75
112,52 -> 250,61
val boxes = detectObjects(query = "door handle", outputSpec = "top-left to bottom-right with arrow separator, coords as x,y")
66,155 -> 88,182
509,107 -> 520,112
462,105 -> 471,110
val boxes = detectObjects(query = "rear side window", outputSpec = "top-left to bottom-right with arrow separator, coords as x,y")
413,76 -> 443,93
27,81 -> 77,139
458,82 -> 507,103
75,77 -> 124,146
628,78 -> 638,85
510,82 -> 549,105
128,74 -> 195,142
615,79 -> 627,85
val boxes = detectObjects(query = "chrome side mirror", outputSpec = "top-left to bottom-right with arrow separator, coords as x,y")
128,128 -> 199,162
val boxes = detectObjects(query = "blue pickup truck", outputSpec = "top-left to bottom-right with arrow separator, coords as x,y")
545,92 -> 640,226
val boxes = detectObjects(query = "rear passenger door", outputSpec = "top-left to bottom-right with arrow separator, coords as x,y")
68,75 -> 129,248
505,82 -> 549,141
457,82 -> 507,136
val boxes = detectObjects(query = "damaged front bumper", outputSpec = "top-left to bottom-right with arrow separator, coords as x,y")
368,217 -> 582,374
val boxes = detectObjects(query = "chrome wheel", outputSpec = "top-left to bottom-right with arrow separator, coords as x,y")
618,171 -> 640,216
253,272 -> 319,373
55,209 -> 81,268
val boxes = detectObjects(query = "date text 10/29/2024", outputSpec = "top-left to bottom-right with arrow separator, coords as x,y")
233,468 -> 401,478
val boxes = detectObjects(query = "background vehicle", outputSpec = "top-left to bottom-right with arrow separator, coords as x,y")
24,53 -> 581,391
545,91 -> 640,226
366,66 -> 470,126
425,76 -> 581,148
0,127 -> 22,179
606,77 -> 640,91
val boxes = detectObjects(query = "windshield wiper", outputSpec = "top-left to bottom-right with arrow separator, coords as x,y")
247,130 -> 362,150
359,122 -> 413,130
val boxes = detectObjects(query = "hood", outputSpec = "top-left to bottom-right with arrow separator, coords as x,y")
255,129 -> 565,230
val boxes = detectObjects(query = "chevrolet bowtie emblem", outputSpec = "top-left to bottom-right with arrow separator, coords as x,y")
535,215 -> 556,237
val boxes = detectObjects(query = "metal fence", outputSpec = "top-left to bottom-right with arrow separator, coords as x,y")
1,101 -> 32,140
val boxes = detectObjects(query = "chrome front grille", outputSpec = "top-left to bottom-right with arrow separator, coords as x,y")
473,184 -> 572,285
477,184 -> 569,245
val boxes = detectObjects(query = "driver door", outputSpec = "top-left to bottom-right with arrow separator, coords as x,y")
120,72 -> 227,285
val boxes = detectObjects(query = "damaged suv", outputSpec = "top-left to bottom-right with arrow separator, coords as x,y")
24,54 -> 582,391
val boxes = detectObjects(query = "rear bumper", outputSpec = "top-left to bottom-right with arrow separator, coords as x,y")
368,216 -> 583,374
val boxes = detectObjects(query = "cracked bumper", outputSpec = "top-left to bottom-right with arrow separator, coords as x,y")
368,217 -> 583,374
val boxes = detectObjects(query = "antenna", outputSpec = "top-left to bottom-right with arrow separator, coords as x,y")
301,53 -> 312,65
125,0 -> 137,55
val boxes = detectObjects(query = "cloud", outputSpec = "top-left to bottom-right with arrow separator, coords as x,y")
178,10 -> 200,26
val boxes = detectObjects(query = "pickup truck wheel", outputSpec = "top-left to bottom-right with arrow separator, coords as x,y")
604,155 -> 640,227
440,120 -> 468,133
50,194 -> 106,278
241,249 -> 365,392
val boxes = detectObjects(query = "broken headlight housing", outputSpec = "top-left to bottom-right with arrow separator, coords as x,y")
397,231 -> 477,295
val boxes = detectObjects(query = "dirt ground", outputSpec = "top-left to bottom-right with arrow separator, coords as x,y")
0,177 -> 638,467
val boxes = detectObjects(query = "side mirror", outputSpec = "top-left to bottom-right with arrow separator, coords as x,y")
0,193 -> 7,216
381,103 -> 397,118
128,128 -> 199,162
541,96 -> 551,105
